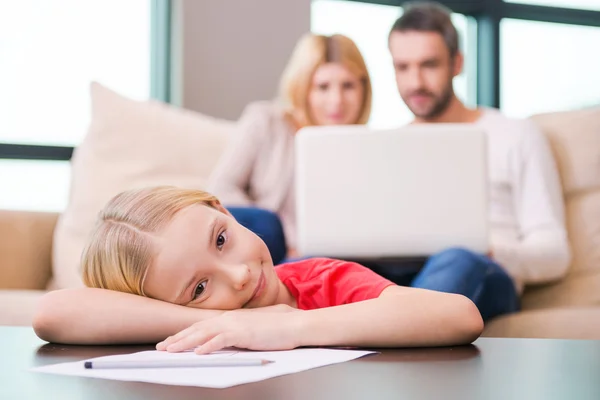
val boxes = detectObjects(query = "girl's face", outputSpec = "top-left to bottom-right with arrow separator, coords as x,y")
142,204 -> 291,310
307,62 -> 365,126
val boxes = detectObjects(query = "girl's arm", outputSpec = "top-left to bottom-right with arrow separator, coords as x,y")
32,288 -> 223,345
294,286 -> 483,348
158,286 -> 484,353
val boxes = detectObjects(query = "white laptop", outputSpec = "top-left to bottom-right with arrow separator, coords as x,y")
294,124 -> 489,259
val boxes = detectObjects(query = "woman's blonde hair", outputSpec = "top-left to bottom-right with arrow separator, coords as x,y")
278,33 -> 372,128
81,186 -> 218,296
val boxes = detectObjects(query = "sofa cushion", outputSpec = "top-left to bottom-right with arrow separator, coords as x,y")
483,307 -> 600,340
520,177 -> 599,311
0,290 -> 47,326
564,190 -> 600,275
51,82 -> 235,289
531,107 -> 600,276
0,211 -> 57,290
522,267 -> 600,310
531,106 -> 600,196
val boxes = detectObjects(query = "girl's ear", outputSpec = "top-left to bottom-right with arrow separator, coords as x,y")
210,200 -> 233,217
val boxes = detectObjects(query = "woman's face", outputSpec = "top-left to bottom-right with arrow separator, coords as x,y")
307,62 -> 365,126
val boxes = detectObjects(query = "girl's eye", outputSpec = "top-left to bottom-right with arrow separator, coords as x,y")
194,281 -> 207,300
216,231 -> 228,250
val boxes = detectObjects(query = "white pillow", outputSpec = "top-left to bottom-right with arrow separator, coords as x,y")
51,82 -> 235,289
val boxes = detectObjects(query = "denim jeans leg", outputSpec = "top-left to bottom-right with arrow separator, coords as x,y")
411,247 -> 520,321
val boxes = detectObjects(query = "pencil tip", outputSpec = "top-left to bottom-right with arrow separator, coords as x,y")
262,359 -> 275,365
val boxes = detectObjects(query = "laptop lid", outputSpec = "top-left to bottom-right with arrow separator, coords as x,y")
294,124 -> 489,259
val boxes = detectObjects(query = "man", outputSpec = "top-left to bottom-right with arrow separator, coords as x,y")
377,1 -> 571,320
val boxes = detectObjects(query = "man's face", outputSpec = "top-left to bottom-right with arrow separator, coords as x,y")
388,30 -> 462,120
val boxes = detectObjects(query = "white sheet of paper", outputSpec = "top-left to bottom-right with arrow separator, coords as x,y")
31,348 -> 376,388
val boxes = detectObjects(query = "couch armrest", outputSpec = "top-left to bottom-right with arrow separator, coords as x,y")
0,210 -> 58,290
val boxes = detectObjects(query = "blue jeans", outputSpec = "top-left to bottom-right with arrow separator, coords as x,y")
226,207 -> 519,321
363,248 -> 521,321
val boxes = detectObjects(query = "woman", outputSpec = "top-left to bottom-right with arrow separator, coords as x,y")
208,33 -> 372,262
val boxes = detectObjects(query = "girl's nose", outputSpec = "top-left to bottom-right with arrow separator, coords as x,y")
228,262 -> 251,291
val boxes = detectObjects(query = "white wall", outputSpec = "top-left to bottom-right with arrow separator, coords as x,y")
172,0 -> 312,120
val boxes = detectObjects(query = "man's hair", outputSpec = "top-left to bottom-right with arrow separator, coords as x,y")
390,1 -> 459,58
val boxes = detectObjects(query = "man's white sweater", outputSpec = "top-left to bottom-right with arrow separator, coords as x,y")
476,108 -> 571,292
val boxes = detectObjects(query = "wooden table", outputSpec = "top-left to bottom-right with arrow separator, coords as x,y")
2,326 -> 600,399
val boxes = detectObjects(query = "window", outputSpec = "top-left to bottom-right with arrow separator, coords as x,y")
0,160 -> 71,212
504,0 -> 600,12
311,0 -> 477,129
500,19 -> 600,118
0,0 -> 151,147
0,0 -> 153,211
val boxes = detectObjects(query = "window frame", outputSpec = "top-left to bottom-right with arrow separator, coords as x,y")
2,0 -> 599,162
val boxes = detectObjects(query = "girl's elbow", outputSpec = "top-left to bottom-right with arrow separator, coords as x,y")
457,296 -> 484,344
32,301 -> 57,343
32,291 -> 70,343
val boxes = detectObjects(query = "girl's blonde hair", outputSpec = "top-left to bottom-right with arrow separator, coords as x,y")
81,186 -> 218,296
278,33 -> 372,128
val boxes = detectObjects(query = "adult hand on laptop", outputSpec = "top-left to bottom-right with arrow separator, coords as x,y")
286,247 -> 300,259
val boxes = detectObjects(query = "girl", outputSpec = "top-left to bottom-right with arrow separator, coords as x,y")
34,186 -> 483,353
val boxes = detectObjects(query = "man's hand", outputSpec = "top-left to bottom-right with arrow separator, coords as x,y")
156,307 -> 303,354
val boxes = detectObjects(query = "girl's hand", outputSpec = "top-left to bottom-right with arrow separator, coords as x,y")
156,308 -> 303,354
224,304 -> 299,314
